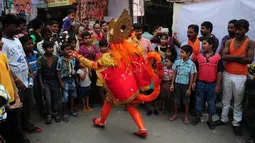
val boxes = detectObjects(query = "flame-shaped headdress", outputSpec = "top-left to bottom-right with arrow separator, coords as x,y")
108,9 -> 132,44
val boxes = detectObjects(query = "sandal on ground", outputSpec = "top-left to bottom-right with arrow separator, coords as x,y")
146,111 -> 152,116
54,115 -> 61,123
45,116 -> 52,124
183,118 -> 189,125
87,107 -> 92,112
83,107 -> 87,112
63,114 -> 69,122
70,112 -> 80,117
25,126 -> 43,133
169,115 -> 177,121
160,112 -> 165,116
154,110 -> 159,116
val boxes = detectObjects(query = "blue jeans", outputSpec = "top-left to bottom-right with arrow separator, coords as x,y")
195,80 -> 216,116
62,78 -> 77,103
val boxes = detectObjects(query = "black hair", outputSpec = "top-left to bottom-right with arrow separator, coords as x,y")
152,26 -> 160,32
181,45 -> 193,56
166,47 -> 177,60
188,24 -> 199,34
40,27 -> 51,37
82,31 -> 91,38
235,19 -> 249,30
68,35 -> 77,43
2,14 -> 20,28
202,37 -> 216,50
99,39 -> 108,47
100,21 -> 107,27
42,41 -> 54,50
132,23 -> 143,30
61,43 -> 71,50
67,9 -> 75,15
50,20 -> 59,26
229,19 -> 237,25
165,55 -> 175,63
93,22 -> 100,27
19,35 -> 32,45
143,24 -> 150,32
201,21 -> 213,33
160,33 -> 169,39
19,18 -> 26,25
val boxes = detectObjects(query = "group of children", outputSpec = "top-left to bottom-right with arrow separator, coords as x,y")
150,33 -> 222,130
20,31 -> 109,124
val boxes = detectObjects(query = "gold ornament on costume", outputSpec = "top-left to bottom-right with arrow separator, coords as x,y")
108,9 -> 132,44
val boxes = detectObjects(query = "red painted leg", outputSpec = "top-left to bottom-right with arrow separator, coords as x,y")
93,101 -> 112,127
127,105 -> 148,138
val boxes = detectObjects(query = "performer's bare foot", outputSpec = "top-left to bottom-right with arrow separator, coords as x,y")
133,129 -> 148,138
93,118 -> 105,128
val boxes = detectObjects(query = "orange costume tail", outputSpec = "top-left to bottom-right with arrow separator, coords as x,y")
136,52 -> 164,102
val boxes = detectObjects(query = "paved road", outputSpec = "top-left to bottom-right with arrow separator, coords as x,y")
28,106 -> 247,143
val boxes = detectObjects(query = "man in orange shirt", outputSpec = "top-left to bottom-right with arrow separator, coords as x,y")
217,19 -> 254,136
181,24 -> 202,62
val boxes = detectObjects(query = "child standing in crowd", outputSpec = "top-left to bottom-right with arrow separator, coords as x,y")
77,63 -> 92,112
155,33 -> 170,59
20,35 -> 45,117
156,33 -> 177,62
165,47 -> 177,61
170,45 -> 197,125
37,41 -> 61,124
62,9 -> 76,32
146,63 -> 159,116
15,34 -> 42,134
57,43 -> 79,122
96,39 -> 108,101
159,56 -> 175,115
79,32 -> 98,60
192,38 -> 223,129
68,35 -> 78,51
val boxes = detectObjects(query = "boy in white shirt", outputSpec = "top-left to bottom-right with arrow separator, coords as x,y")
77,63 -> 92,112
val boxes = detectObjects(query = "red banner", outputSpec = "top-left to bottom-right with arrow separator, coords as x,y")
79,0 -> 108,21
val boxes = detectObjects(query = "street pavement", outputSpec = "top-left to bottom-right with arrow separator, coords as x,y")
27,106 -> 248,143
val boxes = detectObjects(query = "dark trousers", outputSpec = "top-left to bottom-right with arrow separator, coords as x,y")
19,87 -> 34,129
189,90 -> 196,114
43,80 -> 61,117
33,76 -> 44,114
1,108 -> 26,143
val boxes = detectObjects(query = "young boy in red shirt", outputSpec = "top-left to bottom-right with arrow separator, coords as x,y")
192,37 -> 223,129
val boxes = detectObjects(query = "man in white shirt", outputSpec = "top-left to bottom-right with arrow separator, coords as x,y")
1,14 -> 32,143
2,14 -> 42,143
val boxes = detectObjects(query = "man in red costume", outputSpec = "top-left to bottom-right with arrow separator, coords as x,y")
71,10 -> 163,138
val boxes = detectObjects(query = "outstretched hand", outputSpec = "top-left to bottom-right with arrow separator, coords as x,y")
69,50 -> 79,58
